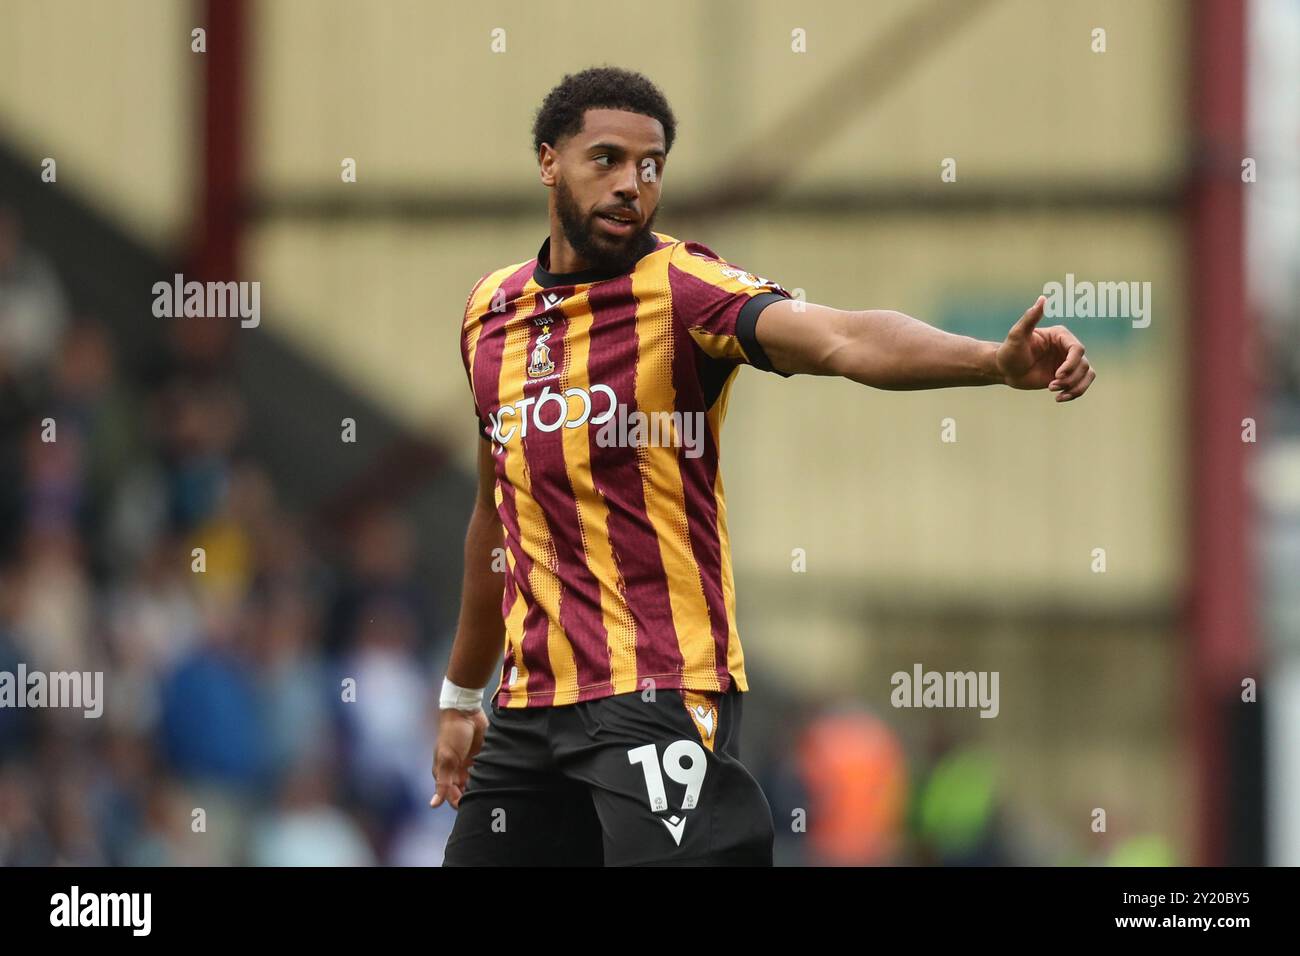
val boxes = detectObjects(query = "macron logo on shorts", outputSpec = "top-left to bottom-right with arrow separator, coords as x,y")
661,814 -> 687,846
693,705 -> 715,739
683,691 -> 719,752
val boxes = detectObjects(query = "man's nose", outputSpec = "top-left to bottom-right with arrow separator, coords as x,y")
612,162 -> 640,201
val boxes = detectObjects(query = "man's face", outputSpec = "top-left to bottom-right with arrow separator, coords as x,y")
539,108 -> 666,273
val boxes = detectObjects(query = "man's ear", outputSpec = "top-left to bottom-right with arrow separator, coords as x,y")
538,144 -> 557,186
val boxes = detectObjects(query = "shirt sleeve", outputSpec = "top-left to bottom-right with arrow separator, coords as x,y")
460,274 -> 495,443
666,240 -> 795,377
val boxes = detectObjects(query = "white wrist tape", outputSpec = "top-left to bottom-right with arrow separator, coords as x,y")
440,677 -> 485,712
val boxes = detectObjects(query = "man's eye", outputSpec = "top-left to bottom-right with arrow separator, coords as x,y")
594,155 -> 612,167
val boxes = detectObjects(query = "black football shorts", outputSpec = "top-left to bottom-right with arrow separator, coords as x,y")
441,685 -> 775,866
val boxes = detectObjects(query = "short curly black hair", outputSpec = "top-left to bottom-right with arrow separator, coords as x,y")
532,67 -> 677,157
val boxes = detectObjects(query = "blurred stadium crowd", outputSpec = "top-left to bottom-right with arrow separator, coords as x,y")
0,204 -> 454,865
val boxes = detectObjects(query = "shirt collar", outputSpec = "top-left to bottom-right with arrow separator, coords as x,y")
532,232 -> 659,289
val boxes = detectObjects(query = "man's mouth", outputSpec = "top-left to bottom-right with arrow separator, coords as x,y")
595,210 -> 639,235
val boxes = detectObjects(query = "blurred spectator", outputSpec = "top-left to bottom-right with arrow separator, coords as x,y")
157,377 -> 245,535
796,706 -> 908,865
157,593 -> 269,791
388,803 -> 457,867
326,505 -> 431,655
0,207 -> 68,397
0,572 -> 35,761
11,526 -> 95,674
21,415 -> 84,537
250,582 -> 332,774
1107,833 -> 1177,867
105,536 -> 200,735
336,594 -> 434,839
911,745 -> 1011,866
50,318 -> 141,569
249,761 -> 375,866
46,756 -> 107,865
0,764 -> 52,865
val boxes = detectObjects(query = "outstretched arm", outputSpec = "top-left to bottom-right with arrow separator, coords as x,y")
755,294 -> 1096,401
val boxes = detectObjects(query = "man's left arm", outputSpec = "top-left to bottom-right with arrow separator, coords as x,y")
754,294 -> 1096,401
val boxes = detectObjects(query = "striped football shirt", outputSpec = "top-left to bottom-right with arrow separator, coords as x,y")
460,230 -> 792,707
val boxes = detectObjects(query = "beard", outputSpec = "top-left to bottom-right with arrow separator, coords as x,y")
554,177 -> 657,275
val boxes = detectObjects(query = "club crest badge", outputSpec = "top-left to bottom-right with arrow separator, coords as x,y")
528,329 -> 555,378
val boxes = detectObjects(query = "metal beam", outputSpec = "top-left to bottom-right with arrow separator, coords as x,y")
1187,0 -> 1254,866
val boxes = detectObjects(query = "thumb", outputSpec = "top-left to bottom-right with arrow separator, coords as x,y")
1006,295 -> 1045,343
